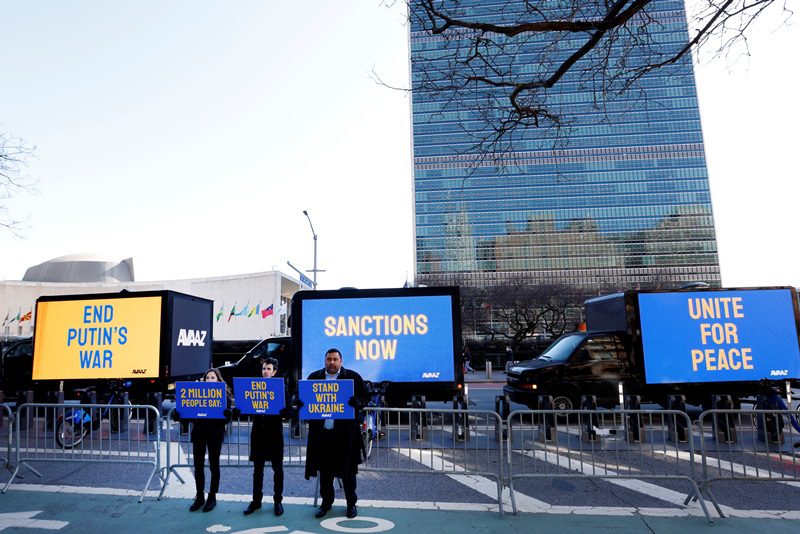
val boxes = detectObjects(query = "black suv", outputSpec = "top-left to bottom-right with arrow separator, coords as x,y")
217,337 -> 295,393
1,337 -> 34,399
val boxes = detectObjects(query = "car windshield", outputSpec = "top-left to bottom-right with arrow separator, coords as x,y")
537,334 -> 585,362
238,340 -> 283,363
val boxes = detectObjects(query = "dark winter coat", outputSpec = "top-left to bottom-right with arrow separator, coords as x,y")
249,383 -> 289,462
303,367 -> 368,480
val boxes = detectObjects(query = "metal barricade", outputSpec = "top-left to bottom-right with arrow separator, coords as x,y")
506,409 -> 712,522
0,404 -> 12,475
696,408 -> 800,518
1,403 -> 161,502
159,408 -> 307,500
361,406 -> 505,514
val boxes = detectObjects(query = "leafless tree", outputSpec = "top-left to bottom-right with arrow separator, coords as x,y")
400,0 -> 791,158
485,278 -> 586,346
0,132 -> 36,234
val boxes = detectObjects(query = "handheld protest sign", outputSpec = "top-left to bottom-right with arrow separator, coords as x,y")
298,379 -> 355,420
234,377 -> 285,415
176,381 -> 226,419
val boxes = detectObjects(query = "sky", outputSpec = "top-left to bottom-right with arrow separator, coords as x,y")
0,1 -> 798,290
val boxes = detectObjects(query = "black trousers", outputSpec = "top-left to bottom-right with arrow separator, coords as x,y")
319,469 -> 357,508
252,452 -> 284,503
193,433 -> 223,494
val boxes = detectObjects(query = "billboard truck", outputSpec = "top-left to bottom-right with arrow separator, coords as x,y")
32,290 -> 213,400
504,287 -> 800,410
291,286 -> 464,406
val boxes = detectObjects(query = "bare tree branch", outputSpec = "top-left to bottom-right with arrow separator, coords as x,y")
0,132 -> 36,235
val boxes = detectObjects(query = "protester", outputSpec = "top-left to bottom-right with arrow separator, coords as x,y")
301,348 -> 368,519
174,367 -> 233,513
244,357 -> 291,517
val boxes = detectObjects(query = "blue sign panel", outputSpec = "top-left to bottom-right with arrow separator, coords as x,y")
234,377 -> 285,415
298,379 -> 355,420
300,295 -> 455,383
175,381 -> 226,419
638,289 -> 800,384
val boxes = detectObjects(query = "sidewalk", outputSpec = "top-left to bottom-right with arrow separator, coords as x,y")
464,366 -> 507,384
1,486 -> 797,533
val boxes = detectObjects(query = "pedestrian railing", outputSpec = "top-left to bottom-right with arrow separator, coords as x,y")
158,408 -> 307,500
361,406 -> 506,514
695,408 -> 800,518
3,400 -> 800,521
0,404 -> 13,475
1,403 -> 161,501
505,408 -> 713,522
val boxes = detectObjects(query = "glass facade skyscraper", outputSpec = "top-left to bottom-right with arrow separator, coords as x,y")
410,0 -> 721,290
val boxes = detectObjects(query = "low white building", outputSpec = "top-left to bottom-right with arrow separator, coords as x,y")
0,254 -> 310,340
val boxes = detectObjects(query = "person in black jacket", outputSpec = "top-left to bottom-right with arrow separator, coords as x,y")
184,367 -> 233,513
303,348 -> 368,520
243,357 -> 291,517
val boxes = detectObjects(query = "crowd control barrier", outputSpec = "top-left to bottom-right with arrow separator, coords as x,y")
506,408 -> 712,522
695,408 -> 800,518
0,404 -> 12,475
361,406 -> 506,514
159,408 -> 307,500
1,403 -> 161,501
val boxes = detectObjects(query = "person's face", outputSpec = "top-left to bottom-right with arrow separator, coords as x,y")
204,370 -> 219,382
262,362 -> 276,378
324,351 -> 342,374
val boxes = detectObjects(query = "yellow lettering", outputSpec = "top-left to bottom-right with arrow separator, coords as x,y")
691,349 -> 704,371
324,316 -> 336,336
742,347 -> 753,369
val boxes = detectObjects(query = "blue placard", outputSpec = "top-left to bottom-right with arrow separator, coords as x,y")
233,377 -> 285,415
300,295 -> 456,382
638,289 -> 800,384
175,381 -> 226,419
298,379 -> 355,420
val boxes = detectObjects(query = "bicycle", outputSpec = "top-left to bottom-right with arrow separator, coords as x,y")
55,380 -> 134,449
361,381 -> 389,459
751,381 -> 800,447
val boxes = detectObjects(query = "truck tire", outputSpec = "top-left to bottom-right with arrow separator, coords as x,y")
551,392 -> 578,413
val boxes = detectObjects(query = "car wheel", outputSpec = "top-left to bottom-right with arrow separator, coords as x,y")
551,393 -> 578,414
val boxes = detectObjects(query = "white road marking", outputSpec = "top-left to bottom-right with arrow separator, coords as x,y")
0,511 -> 69,531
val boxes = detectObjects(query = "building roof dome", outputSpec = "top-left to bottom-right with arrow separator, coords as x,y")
22,254 -> 135,283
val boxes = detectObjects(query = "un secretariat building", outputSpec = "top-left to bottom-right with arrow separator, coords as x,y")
410,0 -> 721,290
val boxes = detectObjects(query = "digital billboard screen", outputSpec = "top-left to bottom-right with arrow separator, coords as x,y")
296,288 -> 459,384
637,288 -> 800,384
33,294 -> 162,380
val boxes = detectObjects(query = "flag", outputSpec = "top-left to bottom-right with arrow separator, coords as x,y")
1,311 -> 8,327
19,311 -> 32,322
236,303 -> 250,316
261,304 -> 274,318
228,305 -> 237,322
215,305 -> 224,322
247,305 -> 256,318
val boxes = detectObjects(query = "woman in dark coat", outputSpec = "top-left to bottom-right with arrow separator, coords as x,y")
187,367 -> 233,513
243,357 -> 290,517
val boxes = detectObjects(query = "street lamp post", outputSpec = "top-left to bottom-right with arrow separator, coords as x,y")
302,210 -> 324,289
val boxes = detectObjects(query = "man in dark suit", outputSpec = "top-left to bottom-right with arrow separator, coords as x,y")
303,348 -> 368,519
